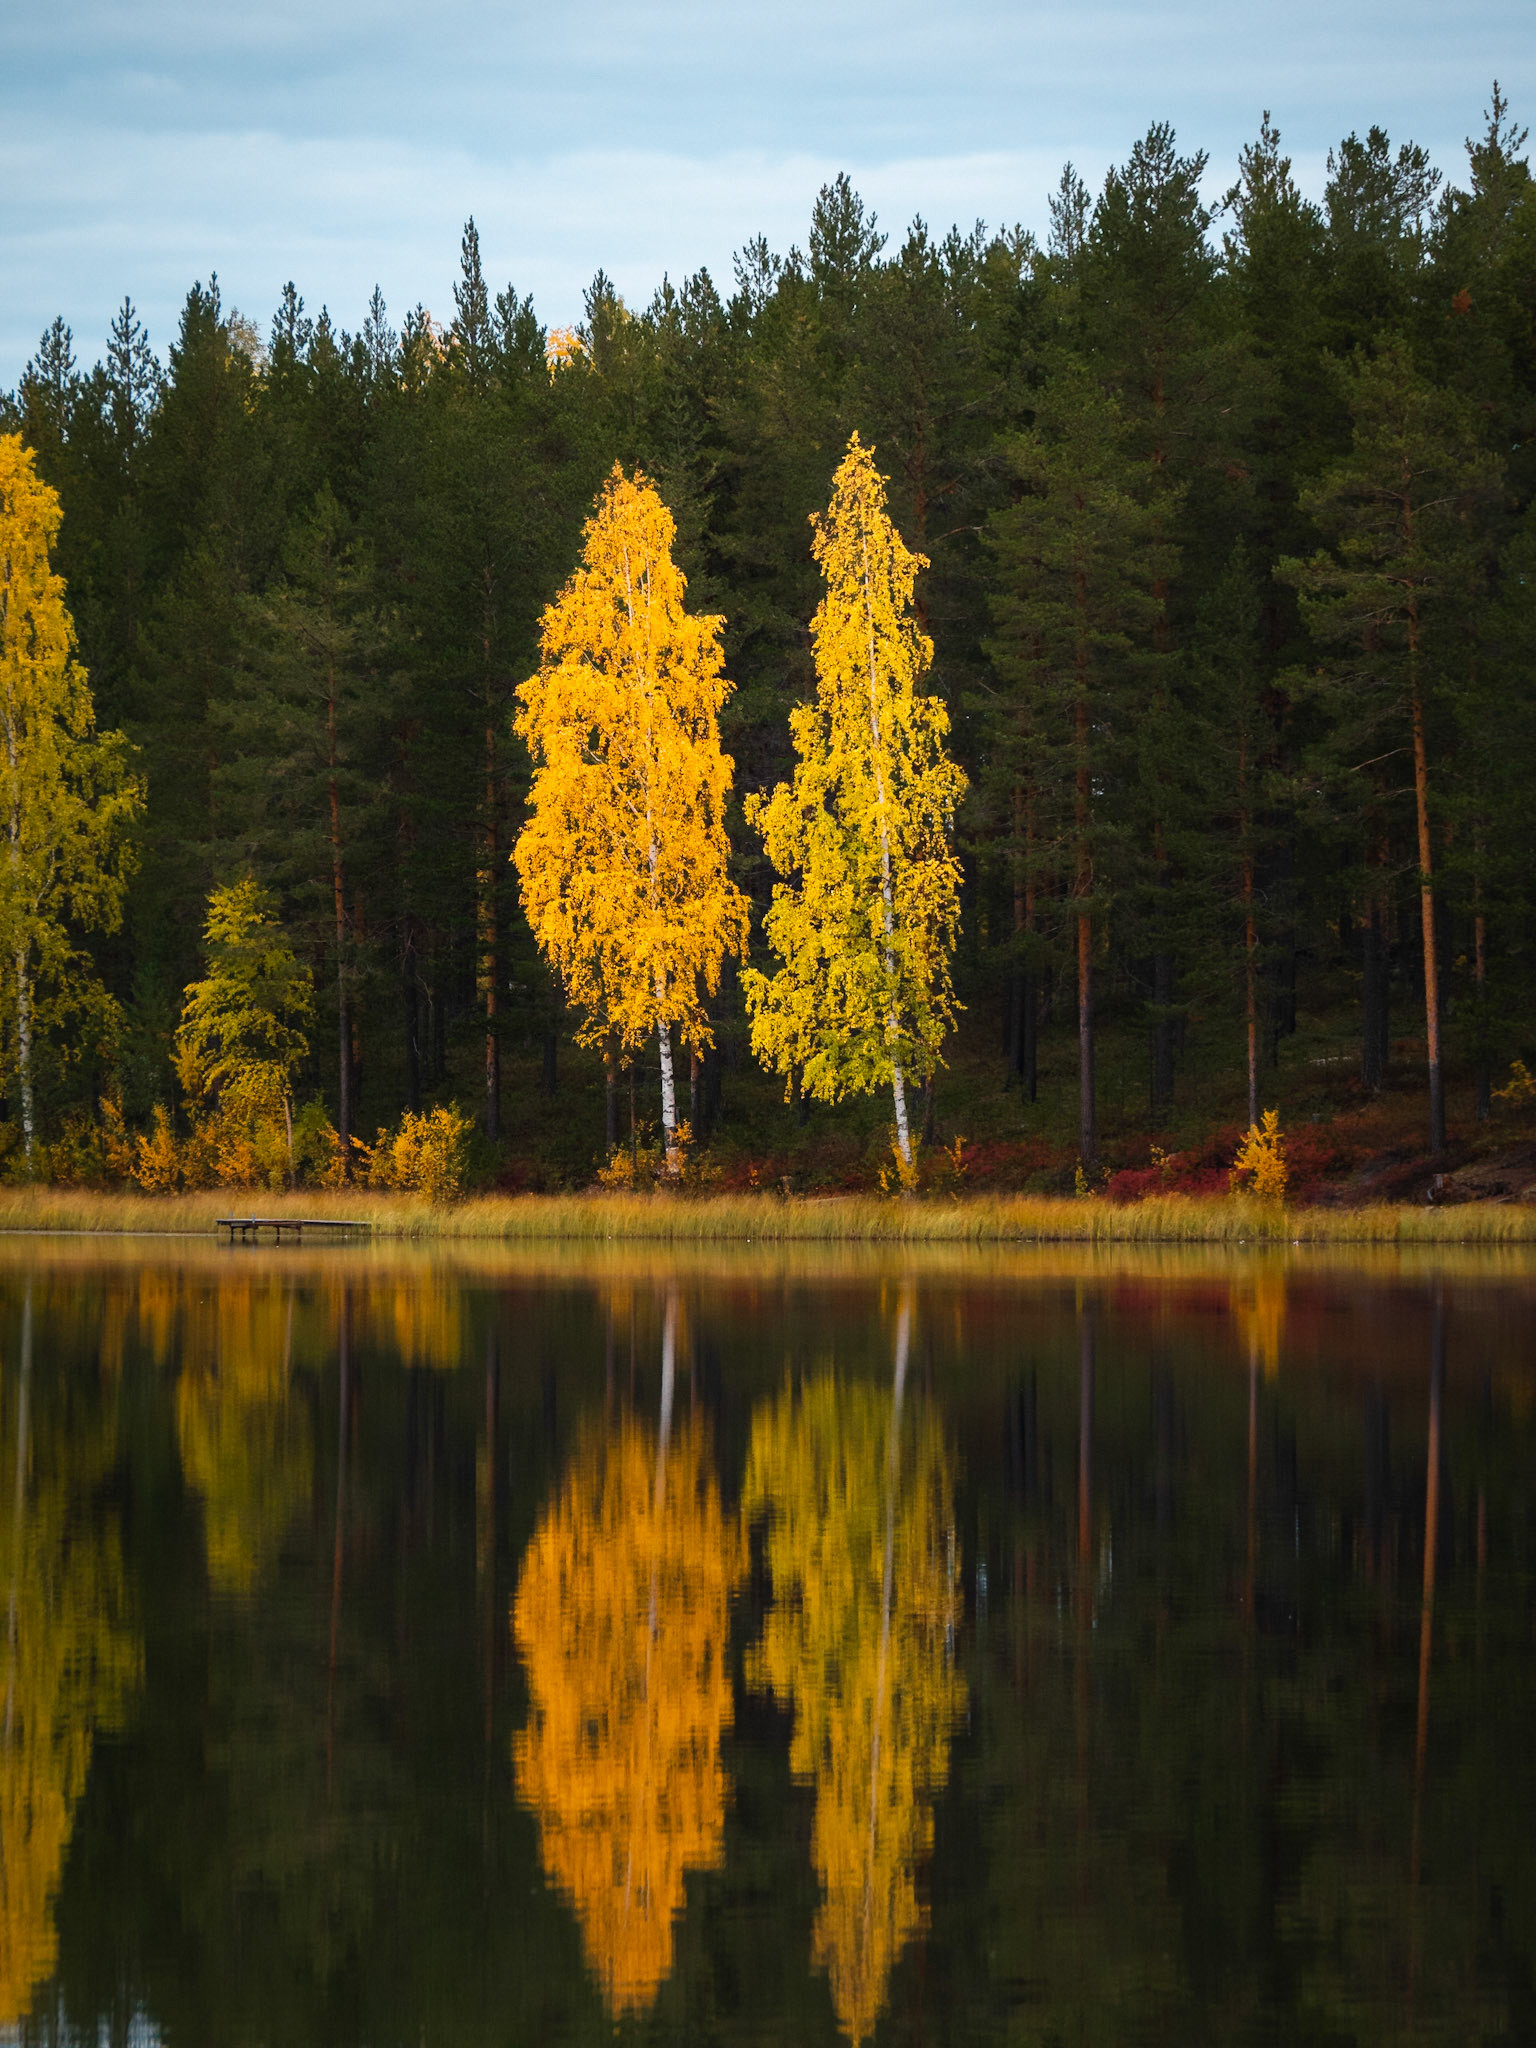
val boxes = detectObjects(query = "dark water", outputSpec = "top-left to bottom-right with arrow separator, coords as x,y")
1,1239 -> 1534,2047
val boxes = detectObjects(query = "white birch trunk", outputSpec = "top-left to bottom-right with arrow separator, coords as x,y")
861,533 -> 913,1174
867,1282 -> 912,1873
890,1058 -> 912,1170
657,1006 -> 680,1175
14,948 -> 33,1174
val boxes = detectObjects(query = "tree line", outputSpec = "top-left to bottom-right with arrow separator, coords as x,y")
2,90 -> 1533,1176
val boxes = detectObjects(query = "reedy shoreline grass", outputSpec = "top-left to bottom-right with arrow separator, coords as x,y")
0,1185 -> 1532,1244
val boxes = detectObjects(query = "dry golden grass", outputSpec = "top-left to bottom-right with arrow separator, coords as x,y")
0,1184 -> 1533,1245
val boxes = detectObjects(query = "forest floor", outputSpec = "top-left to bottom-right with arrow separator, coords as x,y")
484,962 -> 1536,1213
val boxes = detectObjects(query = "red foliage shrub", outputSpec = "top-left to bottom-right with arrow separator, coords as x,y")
955,1135 -> 1073,1190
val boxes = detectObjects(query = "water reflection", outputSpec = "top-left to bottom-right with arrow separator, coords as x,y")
743,1288 -> 966,2043
175,1283 -> 312,1598
513,1293 -> 743,2016
0,1245 -> 1527,2044
0,1289 -> 139,2025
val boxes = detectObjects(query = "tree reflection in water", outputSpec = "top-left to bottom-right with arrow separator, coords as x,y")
512,1294 -> 743,2016
742,1288 -> 966,2044
0,1287 -> 138,2026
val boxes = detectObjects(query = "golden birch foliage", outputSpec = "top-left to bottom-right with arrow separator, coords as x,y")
175,1287 -> 313,1598
744,435 -> 966,1106
513,466 -> 748,1055
0,1378 -> 138,2023
512,1416 -> 743,2016
0,436 -> 142,1151
742,1375 -> 966,2045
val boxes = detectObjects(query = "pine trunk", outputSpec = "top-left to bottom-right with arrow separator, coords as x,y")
1081,655 -> 1097,1171
478,720 -> 500,1145
1077,911 -> 1095,1171
1150,948 -> 1176,1112
1409,634 -> 1445,1154
1362,840 -> 1390,1092
1244,854 -> 1259,1131
328,656 -> 351,1166
1475,891 -> 1490,1121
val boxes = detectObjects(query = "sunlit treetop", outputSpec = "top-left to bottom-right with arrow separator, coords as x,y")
514,464 -> 748,1060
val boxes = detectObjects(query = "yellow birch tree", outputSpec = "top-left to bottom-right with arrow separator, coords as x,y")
741,1296 -> 966,2044
743,435 -> 966,1177
512,1316 -> 742,2015
514,467 -> 748,1169
0,436 -> 143,1171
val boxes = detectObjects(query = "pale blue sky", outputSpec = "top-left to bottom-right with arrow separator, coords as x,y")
2,0 -> 1529,383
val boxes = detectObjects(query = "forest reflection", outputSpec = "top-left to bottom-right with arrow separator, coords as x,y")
0,1289 -> 138,2026
0,1247 -> 1528,2045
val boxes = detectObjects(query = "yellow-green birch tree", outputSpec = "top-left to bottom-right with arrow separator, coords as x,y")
514,466 -> 748,1168
0,437 -> 142,1170
744,435 -> 966,1176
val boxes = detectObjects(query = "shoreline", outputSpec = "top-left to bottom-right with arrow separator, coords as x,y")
0,1187 -> 1532,1245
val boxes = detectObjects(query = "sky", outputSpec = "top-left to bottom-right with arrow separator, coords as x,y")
1,0 -> 1530,385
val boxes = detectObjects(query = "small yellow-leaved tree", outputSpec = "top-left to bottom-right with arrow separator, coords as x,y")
744,435 -> 966,1177
0,436 -> 143,1171
1232,1108 -> 1288,1205
175,879 -> 313,1175
514,466 -> 748,1170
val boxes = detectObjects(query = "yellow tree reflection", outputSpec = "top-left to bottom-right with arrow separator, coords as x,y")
742,1293 -> 965,2044
176,1283 -> 313,1597
0,1290 -> 139,2024
513,1301 -> 742,2016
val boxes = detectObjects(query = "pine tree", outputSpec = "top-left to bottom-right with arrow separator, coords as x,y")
1280,340 -> 1501,1152
0,437 -> 143,1167
514,466 -> 748,1167
216,485 -> 387,1158
744,434 -> 966,1176
985,370 -> 1162,1168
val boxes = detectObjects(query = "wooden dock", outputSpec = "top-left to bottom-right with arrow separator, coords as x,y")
217,1216 -> 375,1245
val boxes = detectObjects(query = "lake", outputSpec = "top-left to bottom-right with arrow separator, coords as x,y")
0,1237 -> 1531,2045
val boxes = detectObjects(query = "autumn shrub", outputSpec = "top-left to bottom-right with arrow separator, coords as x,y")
1493,1058 -> 1536,1107
1231,1109 -> 1289,1204
37,1108 -> 111,1186
952,1135 -> 1071,1193
595,1120 -> 719,1192
125,1098 -> 342,1192
878,1131 -> 921,1196
362,1105 -> 472,1202
132,1107 -> 184,1192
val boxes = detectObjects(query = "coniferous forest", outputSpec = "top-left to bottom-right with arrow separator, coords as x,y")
4,97 -> 1536,1197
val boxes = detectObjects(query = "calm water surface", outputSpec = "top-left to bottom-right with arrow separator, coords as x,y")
0,1238 -> 1533,2046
